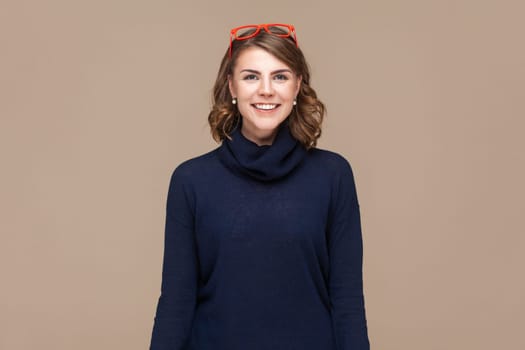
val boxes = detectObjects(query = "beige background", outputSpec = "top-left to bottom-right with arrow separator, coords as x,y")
1,0 -> 524,349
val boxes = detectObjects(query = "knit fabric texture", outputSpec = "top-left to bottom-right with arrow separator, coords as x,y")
150,118 -> 370,350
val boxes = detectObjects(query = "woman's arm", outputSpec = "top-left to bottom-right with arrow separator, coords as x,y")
327,157 -> 370,350
150,167 -> 198,350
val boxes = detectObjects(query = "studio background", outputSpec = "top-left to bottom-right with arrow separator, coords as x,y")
1,1 -> 524,349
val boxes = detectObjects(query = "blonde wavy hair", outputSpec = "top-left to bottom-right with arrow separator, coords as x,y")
208,28 -> 325,150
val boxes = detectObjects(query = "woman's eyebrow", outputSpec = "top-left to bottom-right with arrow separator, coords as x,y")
239,69 -> 293,74
240,69 -> 260,74
272,69 -> 293,74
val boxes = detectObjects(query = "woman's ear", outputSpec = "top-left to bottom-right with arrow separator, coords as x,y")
228,74 -> 235,98
295,75 -> 302,96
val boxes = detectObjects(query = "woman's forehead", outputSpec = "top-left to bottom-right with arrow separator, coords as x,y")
233,47 -> 292,72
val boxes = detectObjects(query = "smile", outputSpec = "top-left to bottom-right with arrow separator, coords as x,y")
253,103 -> 279,110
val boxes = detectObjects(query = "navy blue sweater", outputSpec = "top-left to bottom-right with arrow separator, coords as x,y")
150,118 -> 370,350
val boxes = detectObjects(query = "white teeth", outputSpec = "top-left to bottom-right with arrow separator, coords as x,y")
254,104 -> 277,110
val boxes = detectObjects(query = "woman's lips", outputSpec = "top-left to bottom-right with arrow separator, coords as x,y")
252,103 -> 280,111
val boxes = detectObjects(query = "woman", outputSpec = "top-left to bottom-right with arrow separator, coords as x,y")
150,24 -> 370,350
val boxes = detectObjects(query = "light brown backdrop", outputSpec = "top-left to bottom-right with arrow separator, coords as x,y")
1,0 -> 524,349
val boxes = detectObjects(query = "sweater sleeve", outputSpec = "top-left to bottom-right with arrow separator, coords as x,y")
150,167 -> 198,350
327,157 -> 370,350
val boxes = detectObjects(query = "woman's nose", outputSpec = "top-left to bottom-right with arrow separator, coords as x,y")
258,77 -> 274,96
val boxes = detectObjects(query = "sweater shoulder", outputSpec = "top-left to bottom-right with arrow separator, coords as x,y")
308,147 -> 356,176
171,147 -> 220,176
310,148 -> 360,210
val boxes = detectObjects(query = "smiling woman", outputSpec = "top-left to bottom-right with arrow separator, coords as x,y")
228,47 -> 301,145
150,24 -> 371,350
208,24 -> 325,150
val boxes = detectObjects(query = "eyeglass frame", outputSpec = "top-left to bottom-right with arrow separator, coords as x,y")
229,23 -> 298,58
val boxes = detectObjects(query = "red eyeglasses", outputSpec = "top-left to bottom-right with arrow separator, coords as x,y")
229,23 -> 299,57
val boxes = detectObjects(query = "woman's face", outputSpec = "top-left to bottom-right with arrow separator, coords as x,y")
229,47 -> 301,146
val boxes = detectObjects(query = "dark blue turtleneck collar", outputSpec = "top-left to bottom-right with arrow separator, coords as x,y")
217,118 -> 308,182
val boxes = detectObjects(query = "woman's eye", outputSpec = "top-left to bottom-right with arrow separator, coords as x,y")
242,74 -> 258,80
274,74 -> 289,81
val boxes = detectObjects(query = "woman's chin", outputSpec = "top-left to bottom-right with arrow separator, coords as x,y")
241,120 -> 283,145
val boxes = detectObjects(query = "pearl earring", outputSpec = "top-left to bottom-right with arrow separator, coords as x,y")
232,97 -> 237,105
293,99 -> 297,106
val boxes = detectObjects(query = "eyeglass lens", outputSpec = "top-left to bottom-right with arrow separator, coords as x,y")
235,25 -> 291,39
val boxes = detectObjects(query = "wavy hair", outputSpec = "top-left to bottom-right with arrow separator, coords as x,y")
208,28 -> 325,150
